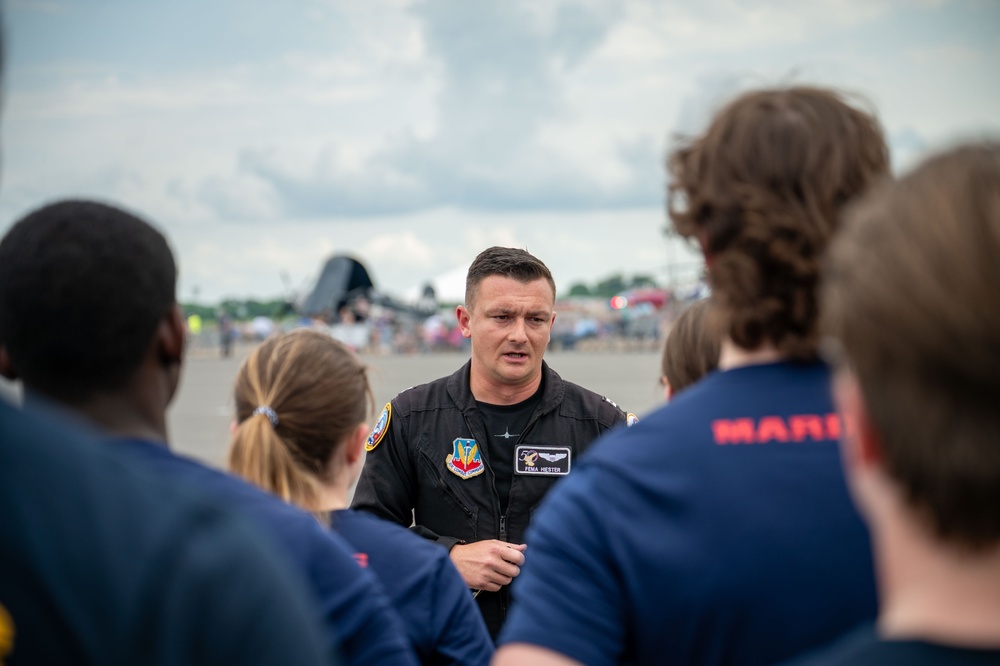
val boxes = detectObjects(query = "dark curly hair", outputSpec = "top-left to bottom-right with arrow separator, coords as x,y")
667,86 -> 889,358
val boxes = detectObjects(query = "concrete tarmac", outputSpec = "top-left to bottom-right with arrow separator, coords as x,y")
168,347 -> 666,468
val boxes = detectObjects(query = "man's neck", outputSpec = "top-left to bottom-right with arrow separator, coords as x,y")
718,338 -> 784,370
26,387 -> 169,444
873,492 -> 1000,648
470,369 -> 542,406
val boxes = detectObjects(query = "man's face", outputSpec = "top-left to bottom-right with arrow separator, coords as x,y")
457,275 -> 555,393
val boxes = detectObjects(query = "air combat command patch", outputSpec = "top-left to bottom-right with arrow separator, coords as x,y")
627,412 -> 639,426
366,403 -> 391,452
446,438 -> 485,479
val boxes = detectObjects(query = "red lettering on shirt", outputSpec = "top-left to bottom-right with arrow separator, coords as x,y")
352,552 -> 369,568
756,417 -> 789,443
789,415 -> 826,442
825,413 -> 842,440
712,413 -> 842,445
712,418 -> 756,444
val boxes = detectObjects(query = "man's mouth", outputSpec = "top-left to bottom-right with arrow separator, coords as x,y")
503,352 -> 528,359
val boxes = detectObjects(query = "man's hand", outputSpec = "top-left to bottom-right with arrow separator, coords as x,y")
449,540 -> 527,592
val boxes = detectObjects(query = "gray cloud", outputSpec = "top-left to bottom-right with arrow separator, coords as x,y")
220,0 -> 661,218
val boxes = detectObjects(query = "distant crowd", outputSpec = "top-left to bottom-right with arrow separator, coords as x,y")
2,80 -> 998,666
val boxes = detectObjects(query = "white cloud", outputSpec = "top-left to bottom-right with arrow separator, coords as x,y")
3,0 -> 998,305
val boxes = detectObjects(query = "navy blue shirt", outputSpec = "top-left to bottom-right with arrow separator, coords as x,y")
778,625 -> 1000,665
500,361 -> 877,666
0,399 -> 330,666
331,508 -> 494,665
116,438 -> 417,666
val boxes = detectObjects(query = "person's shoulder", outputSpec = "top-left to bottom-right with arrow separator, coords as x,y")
391,371 -> 454,414
574,394 -> 709,472
335,509 -> 445,559
771,625 -> 1000,666
551,374 -> 630,427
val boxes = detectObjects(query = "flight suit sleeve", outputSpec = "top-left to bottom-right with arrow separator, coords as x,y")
352,400 -> 466,552
352,400 -> 418,528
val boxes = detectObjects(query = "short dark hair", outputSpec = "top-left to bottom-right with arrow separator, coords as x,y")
661,298 -> 720,394
667,86 -> 889,358
465,246 -> 555,308
823,142 -> 1000,548
0,199 -> 177,402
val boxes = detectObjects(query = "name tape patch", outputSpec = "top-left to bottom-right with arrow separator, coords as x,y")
515,445 -> 571,476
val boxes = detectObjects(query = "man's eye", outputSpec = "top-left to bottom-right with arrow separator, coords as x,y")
494,315 -> 509,321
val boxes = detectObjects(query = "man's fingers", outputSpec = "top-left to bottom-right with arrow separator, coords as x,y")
485,571 -> 514,588
501,547 -> 526,566
491,559 -> 521,580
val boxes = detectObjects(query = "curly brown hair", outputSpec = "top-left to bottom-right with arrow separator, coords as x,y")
667,87 -> 889,358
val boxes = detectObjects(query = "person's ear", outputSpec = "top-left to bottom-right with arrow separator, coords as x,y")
345,422 -> 369,465
0,345 -> 18,381
662,376 -> 673,402
834,368 -> 884,474
157,304 -> 186,367
456,305 -> 473,339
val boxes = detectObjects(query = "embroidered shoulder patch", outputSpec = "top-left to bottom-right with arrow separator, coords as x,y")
626,412 -> 639,427
366,403 -> 391,452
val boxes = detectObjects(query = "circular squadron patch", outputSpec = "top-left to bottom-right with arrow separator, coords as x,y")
627,412 -> 639,427
366,403 -> 391,452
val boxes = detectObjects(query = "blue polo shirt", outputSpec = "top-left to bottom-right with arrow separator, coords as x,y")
0,399 -> 329,666
500,361 -> 877,666
331,508 -> 494,665
116,438 -> 417,666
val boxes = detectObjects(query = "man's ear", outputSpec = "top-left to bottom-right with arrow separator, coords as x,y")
456,305 -> 473,339
0,345 -> 18,381
345,422 -> 369,465
157,304 -> 186,367
834,368 -> 884,474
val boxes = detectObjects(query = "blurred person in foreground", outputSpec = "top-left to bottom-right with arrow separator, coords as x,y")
353,246 -> 635,639
659,297 -> 720,400
494,86 -> 890,666
780,144 -> 1000,664
0,20 -> 326,663
0,397 -> 330,665
228,328 -> 494,665
0,199 -> 418,666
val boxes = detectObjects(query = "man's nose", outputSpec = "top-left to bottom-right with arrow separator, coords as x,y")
507,317 -> 528,342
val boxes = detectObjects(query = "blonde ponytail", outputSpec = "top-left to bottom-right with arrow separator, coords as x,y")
227,411 -> 321,510
227,329 -> 372,517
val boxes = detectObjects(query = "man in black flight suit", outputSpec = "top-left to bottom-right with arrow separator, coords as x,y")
353,246 -> 634,639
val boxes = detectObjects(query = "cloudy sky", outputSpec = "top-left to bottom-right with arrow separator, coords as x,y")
3,0 -> 999,304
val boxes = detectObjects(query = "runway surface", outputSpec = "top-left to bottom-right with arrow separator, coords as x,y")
168,347 -> 666,468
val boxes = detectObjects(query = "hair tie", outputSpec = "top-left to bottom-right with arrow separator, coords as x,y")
252,405 -> 279,428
